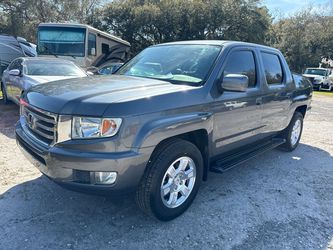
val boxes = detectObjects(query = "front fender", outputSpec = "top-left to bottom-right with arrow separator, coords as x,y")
132,112 -> 213,149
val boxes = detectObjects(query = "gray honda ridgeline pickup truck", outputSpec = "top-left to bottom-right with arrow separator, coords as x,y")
16,41 -> 312,221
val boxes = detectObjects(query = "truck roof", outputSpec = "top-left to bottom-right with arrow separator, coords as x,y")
38,23 -> 130,47
157,40 -> 280,52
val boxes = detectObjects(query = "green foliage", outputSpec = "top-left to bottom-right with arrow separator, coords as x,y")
267,8 -> 333,72
0,0 -> 332,71
0,0 -> 101,42
99,0 -> 271,54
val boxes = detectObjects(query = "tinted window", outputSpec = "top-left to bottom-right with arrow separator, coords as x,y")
261,52 -> 283,85
88,33 -> 96,55
102,43 -> 109,54
223,50 -> 256,87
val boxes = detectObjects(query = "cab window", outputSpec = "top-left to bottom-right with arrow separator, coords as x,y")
261,52 -> 283,85
223,50 -> 257,88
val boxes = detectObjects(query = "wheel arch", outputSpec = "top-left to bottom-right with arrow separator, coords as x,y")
295,105 -> 307,118
147,129 -> 210,181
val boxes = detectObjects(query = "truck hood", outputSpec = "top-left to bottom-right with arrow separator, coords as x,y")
25,75 -> 199,116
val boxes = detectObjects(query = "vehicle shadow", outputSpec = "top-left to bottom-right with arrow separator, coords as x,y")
0,97 -> 19,139
0,143 -> 332,249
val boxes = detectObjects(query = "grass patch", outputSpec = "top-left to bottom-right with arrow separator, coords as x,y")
313,90 -> 333,97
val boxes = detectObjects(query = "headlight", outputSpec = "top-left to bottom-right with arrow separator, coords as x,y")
72,117 -> 122,139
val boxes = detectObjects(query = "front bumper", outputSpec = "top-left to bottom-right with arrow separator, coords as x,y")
16,121 -> 151,194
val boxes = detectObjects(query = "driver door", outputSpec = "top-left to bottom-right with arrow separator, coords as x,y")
211,48 -> 263,156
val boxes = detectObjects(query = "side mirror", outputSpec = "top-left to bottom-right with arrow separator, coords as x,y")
221,74 -> 249,92
9,69 -> 21,76
91,48 -> 96,56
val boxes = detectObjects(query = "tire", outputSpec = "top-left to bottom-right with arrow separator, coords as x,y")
136,138 -> 203,221
1,82 -> 9,104
279,112 -> 303,152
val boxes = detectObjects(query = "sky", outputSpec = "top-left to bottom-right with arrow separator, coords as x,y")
264,0 -> 332,17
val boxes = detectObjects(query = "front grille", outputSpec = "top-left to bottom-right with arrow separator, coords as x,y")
22,105 -> 57,145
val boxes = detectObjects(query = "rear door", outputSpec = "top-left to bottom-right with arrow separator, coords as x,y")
259,51 -> 293,134
212,47 -> 263,155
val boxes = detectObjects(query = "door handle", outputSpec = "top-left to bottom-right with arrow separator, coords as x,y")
256,97 -> 262,105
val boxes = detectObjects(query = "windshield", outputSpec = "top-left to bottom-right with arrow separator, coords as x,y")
117,44 -> 221,85
25,61 -> 86,77
38,27 -> 86,57
304,68 -> 327,76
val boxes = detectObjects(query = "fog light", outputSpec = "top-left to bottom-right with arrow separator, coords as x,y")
94,172 -> 117,185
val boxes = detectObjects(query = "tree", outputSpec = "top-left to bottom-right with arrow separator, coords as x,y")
100,0 -> 272,54
267,7 -> 333,72
0,0 -> 101,42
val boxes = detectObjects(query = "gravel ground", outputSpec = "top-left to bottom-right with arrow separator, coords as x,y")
0,93 -> 332,250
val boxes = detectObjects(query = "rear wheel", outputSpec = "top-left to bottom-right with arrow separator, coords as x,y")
279,112 -> 303,152
136,139 -> 203,221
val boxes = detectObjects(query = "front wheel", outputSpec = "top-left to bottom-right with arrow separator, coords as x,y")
136,139 -> 203,221
279,112 -> 303,152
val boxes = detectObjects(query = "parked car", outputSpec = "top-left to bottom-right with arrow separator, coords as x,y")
97,62 -> 124,75
16,41 -> 312,221
0,34 -> 36,79
1,57 -> 87,105
86,62 -> 124,75
303,67 -> 333,91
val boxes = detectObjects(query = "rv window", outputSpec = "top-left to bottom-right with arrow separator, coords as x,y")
88,33 -> 96,56
102,43 -> 109,54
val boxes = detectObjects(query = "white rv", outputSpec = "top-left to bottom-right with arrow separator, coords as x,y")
37,23 -> 130,68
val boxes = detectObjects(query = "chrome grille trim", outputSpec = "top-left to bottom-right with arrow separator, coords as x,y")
21,104 -> 57,145
24,106 -> 56,124
34,121 -> 55,132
